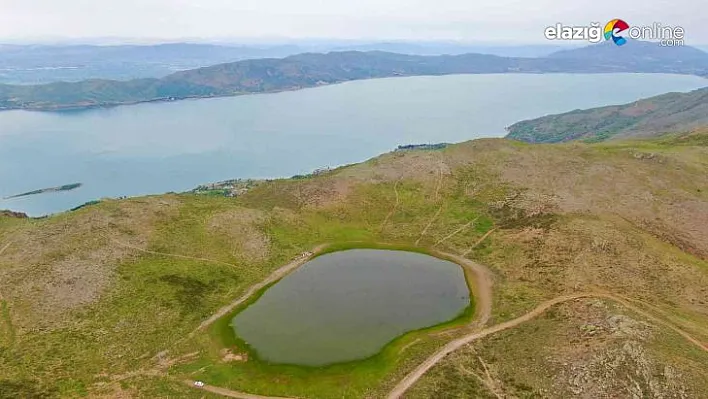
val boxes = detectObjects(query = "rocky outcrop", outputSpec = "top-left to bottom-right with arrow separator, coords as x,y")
0,210 -> 28,219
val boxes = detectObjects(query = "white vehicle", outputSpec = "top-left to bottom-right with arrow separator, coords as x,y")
194,381 -> 205,388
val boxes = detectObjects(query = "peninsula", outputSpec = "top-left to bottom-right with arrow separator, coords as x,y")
1,40 -> 707,112
3,183 -> 82,199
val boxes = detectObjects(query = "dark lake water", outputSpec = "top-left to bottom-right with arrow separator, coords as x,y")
0,73 -> 705,215
231,249 -> 470,366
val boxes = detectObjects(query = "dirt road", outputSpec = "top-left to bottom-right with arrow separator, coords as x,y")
0,241 -> 11,256
415,206 -> 443,246
433,218 -> 479,247
184,285 -> 706,399
415,160 -> 447,246
172,242 -> 705,399
189,244 -> 329,336
386,291 -> 708,399
183,247 -> 493,399
462,228 -> 498,257
380,180 -> 402,231
112,238 -> 241,271
433,250 -> 493,329
187,246 -> 492,337
185,380 -> 294,399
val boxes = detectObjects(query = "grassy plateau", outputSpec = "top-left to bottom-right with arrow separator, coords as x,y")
0,132 -> 707,398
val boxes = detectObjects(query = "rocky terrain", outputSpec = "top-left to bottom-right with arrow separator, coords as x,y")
1,130 -> 706,398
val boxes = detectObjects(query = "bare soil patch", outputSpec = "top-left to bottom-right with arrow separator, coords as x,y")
208,208 -> 271,262
0,197 -> 181,329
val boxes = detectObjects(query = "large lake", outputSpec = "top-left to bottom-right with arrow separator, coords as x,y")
0,73 -> 705,216
232,249 -> 470,366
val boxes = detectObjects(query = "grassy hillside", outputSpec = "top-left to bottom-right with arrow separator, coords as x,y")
0,131 -> 706,398
506,88 -> 708,143
0,42 -> 568,84
549,39 -> 708,64
1,41 -> 707,111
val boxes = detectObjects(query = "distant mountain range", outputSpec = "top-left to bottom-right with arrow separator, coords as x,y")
506,86 -> 708,143
0,43 -> 304,84
0,42 -> 572,84
1,40 -> 707,111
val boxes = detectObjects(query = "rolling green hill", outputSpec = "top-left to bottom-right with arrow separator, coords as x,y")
1,131 -> 707,398
506,86 -> 708,143
2,41 -> 708,111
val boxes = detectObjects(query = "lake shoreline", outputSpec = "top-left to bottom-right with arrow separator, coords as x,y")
211,242 -> 477,369
3,71 -> 706,113
2,73 -> 705,217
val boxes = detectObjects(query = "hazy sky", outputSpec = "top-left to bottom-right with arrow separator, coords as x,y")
1,0 -> 706,43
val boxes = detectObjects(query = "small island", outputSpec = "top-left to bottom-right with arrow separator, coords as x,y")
3,183 -> 82,199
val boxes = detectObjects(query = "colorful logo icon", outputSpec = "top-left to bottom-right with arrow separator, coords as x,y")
604,19 -> 630,46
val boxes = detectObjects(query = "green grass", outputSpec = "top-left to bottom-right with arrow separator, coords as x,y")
147,175 -> 494,397
187,241 -> 477,398
156,174 -> 497,397
76,177 -> 488,397
0,301 -> 14,347
407,298 -> 708,398
3,135 -> 707,398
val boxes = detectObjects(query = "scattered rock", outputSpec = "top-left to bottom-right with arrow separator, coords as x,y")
0,210 -> 28,218
557,339 -> 688,398
633,152 -> 656,160
606,314 -> 651,340
220,349 -> 248,363
580,323 -> 602,336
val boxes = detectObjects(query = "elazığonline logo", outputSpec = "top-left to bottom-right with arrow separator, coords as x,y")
545,19 -> 685,47
604,19 -> 630,46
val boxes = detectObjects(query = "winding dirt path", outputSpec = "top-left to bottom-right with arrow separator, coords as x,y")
433,217 -> 479,247
111,238 -> 241,271
184,380 -> 295,399
432,251 -> 493,328
159,238 -> 704,399
190,244 -> 329,336
0,241 -> 11,257
386,291 -> 708,399
380,180 -> 402,232
415,207 -> 443,246
183,282 -> 706,399
597,293 -> 708,353
415,161 -> 447,246
433,162 -> 444,202
183,247 -> 493,399
110,238 -> 331,337
462,228 -> 498,257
